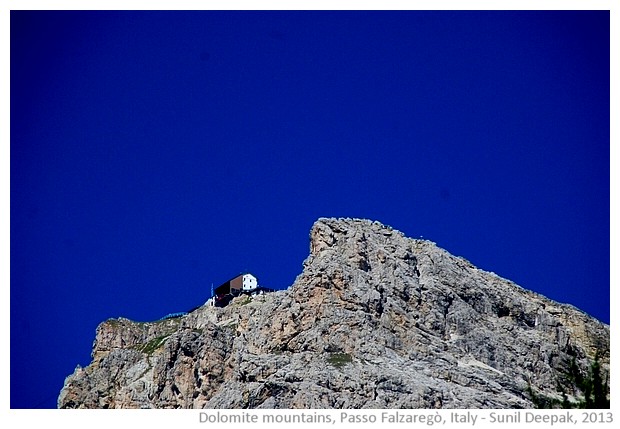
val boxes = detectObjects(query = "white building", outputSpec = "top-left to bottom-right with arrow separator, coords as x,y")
242,273 -> 258,291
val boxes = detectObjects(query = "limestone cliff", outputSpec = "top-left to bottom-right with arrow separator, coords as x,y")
58,218 -> 609,408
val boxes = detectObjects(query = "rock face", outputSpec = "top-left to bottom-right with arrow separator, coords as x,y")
58,218 -> 609,409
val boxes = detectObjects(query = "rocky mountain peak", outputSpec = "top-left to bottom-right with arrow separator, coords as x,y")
58,218 -> 609,409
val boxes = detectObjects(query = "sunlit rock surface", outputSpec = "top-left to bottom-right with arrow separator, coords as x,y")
58,218 -> 609,409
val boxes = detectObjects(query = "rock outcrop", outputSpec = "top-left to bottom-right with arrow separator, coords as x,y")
58,218 -> 610,409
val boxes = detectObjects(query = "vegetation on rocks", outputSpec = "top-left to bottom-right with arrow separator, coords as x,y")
135,335 -> 170,355
326,353 -> 353,369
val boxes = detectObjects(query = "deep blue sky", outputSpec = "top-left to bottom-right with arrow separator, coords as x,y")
11,11 -> 609,408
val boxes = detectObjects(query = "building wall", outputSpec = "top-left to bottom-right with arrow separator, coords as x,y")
242,274 -> 258,291
230,276 -> 243,294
